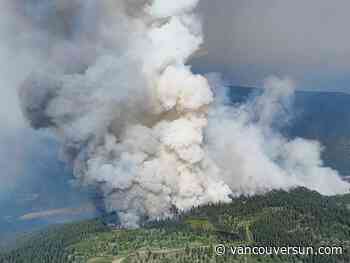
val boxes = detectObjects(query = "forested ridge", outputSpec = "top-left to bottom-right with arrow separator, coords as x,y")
0,219 -> 109,263
1,187 -> 350,263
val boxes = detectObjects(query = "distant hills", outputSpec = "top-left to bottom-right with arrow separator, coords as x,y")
229,86 -> 350,176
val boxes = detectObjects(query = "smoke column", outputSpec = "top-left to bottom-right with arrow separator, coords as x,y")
15,0 -> 350,227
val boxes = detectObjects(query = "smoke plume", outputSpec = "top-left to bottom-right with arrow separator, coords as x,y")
15,0 -> 349,227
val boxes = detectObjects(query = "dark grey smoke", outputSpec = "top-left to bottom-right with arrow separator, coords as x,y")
19,73 -> 61,129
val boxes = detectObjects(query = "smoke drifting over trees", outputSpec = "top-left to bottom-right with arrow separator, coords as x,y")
2,0 -> 347,226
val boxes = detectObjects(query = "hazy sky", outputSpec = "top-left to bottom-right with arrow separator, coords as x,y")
193,0 -> 350,91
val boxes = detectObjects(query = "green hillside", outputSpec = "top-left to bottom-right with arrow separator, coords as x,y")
1,187 -> 350,263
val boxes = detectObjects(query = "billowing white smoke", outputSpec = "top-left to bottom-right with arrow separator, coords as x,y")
207,76 -> 349,196
17,0 -> 349,227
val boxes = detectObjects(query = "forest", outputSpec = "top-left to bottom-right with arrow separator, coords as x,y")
1,187 -> 350,263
